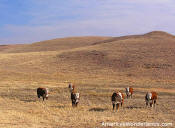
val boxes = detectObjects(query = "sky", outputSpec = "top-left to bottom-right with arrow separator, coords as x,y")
0,0 -> 175,44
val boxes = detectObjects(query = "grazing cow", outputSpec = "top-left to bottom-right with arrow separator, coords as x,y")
37,87 -> 49,101
125,87 -> 133,98
68,83 -> 75,93
145,92 -> 157,107
111,91 -> 124,111
71,91 -> 80,107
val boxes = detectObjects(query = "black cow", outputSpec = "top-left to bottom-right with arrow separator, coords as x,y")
37,87 -> 49,101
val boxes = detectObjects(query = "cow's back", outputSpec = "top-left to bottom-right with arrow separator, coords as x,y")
37,87 -> 45,96
129,87 -> 133,93
151,92 -> 157,100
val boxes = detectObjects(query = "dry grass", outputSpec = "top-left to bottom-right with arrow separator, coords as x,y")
0,31 -> 174,127
0,82 -> 174,128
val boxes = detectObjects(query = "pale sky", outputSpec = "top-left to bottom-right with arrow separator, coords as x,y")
0,0 -> 175,44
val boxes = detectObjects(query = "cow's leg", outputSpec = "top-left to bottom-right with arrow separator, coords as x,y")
75,102 -> 78,107
121,102 -> 123,107
146,101 -> 148,107
154,100 -> 156,107
37,94 -> 40,98
150,101 -> 153,107
72,100 -> 74,107
112,103 -> 115,110
116,103 -> 119,111
72,100 -> 76,107
43,97 -> 45,101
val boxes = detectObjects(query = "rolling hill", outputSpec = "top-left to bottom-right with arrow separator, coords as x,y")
1,31 -> 174,84
1,36 -> 111,53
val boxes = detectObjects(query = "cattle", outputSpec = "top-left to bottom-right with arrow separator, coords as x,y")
125,87 -> 133,98
37,87 -> 49,101
68,83 -> 75,93
111,91 -> 124,111
145,91 -> 157,107
68,83 -> 79,107
71,91 -> 80,107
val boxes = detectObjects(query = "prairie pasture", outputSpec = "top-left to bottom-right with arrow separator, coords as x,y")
0,32 -> 174,128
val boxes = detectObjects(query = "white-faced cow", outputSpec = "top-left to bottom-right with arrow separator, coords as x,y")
125,87 -> 133,98
71,91 -> 80,107
37,87 -> 49,101
68,83 -> 79,107
145,91 -> 157,107
111,91 -> 124,111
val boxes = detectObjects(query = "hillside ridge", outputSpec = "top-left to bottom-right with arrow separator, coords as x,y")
0,31 -> 174,53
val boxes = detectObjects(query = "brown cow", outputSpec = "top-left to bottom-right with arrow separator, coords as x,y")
125,87 -> 133,98
111,91 -> 124,111
145,92 -> 157,107
37,87 -> 49,101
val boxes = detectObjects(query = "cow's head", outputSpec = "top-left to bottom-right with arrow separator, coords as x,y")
45,88 -> 49,100
125,87 -> 129,92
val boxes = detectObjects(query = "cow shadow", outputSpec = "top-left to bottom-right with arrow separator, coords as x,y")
89,107 -> 108,112
21,99 -> 36,102
125,106 -> 143,109
50,105 -> 65,109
